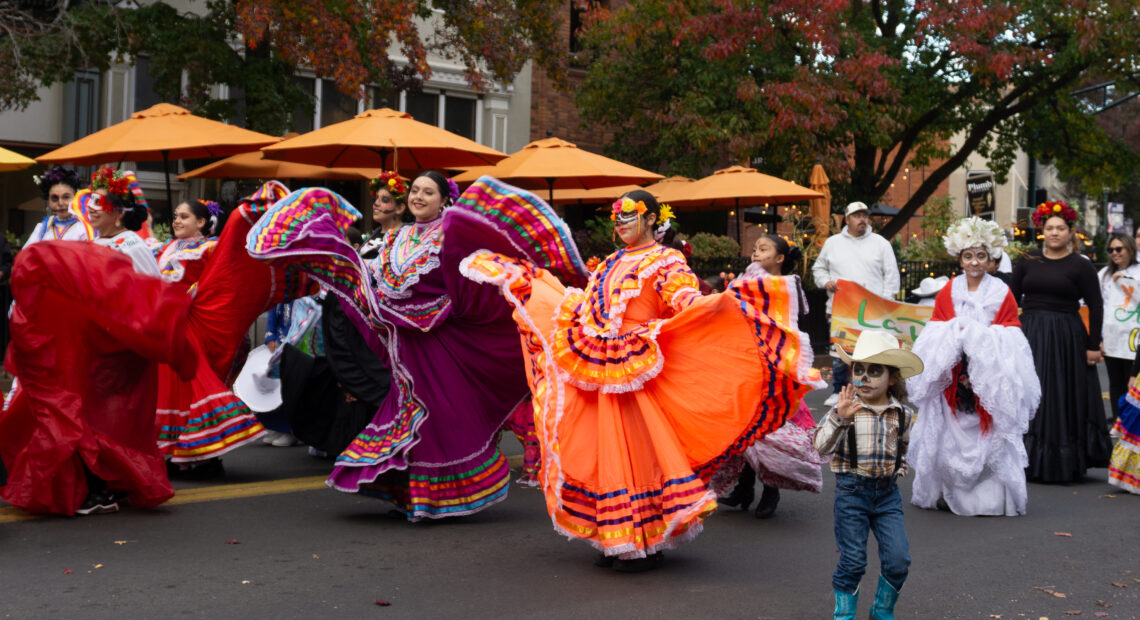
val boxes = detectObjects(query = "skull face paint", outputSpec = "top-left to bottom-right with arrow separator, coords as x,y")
850,362 -> 892,404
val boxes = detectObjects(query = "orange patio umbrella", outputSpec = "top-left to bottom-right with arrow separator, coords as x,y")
808,164 -> 833,248
0,146 -> 36,172
450,137 -> 663,204
657,165 -> 823,242
642,176 -> 696,202
549,184 -> 640,206
261,108 -> 506,172
179,134 -> 379,181
37,103 -> 277,207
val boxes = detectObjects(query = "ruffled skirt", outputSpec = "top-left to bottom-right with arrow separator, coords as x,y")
0,242 -> 195,514
1021,310 -> 1111,483
463,257 -> 821,557
1109,379 -> 1140,493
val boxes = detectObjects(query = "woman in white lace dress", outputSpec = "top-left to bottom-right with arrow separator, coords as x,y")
907,217 -> 1041,516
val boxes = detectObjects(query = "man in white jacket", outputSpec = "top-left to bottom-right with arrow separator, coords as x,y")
812,201 -> 901,405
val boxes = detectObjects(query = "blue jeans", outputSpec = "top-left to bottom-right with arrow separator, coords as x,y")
832,473 -> 910,593
832,357 -> 850,393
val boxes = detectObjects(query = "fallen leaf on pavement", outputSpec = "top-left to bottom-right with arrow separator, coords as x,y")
1065,611 -> 1081,616
1094,613 -> 1108,619
1099,494 -> 1116,499
1133,578 -> 1140,583
312,554 -> 319,559
989,615 -> 1001,619
1096,600 -> 1110,607
374,599 -> 392,607
241,580 -> 250,585
93,564 -> 103,569
1111,582 -> 1127,588
63,568 -> 72,574
224,539 -> 241,545
113,540 -> 135,546
1054,532 -> 1073,537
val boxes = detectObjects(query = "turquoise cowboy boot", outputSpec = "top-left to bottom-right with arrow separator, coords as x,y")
833,586 -> 858,620
869,575 -> 900,620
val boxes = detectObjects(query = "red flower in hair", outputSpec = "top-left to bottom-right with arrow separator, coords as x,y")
1032,200 -> 1079,228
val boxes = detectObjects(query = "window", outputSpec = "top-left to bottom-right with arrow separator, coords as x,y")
320,79 -> 357,128
570,2 -> 586,54
491,114 -> 508,152
368,85 -> 396,111
292,77 -> 316,134
445,97 -> 476,140
63,70 -> 100,143
405,91 -> 439,125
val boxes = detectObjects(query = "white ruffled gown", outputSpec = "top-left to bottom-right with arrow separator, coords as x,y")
907,274 -> 1041,516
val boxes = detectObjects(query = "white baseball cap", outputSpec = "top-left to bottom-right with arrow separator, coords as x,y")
845,201 -> 870,217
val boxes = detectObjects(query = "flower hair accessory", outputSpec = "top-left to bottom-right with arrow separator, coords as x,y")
370,171 -> 407,202
88,166 -> 139,213
35,165 -> 84,199
445,178 -> 460,205
654,203 -> 676,241
198,199 -> 223,217
1032,200 -> 1079,228
943,216 -> 1008,258
610,197 -> 647,223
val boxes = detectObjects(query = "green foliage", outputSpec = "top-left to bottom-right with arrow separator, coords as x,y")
687,232 -> 740,260
574,216 -> 617,260
899,196 -> 955,262
149,221 -> 172,244
1004,240 -> 1036,260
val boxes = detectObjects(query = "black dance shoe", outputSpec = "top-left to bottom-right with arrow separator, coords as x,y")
754,485 -> 780,519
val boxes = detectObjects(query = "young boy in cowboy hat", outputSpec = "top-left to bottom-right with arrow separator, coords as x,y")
814,330 -> 925,620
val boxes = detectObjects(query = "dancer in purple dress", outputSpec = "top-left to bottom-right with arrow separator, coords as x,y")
247,174 -> 585,520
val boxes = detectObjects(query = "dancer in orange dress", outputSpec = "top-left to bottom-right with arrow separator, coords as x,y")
462,189 -> 823,571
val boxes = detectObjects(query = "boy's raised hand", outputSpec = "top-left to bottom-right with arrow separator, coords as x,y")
835,383 -> 857,419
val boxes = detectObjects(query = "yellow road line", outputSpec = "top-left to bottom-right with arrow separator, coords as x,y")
1,455 -> 528,523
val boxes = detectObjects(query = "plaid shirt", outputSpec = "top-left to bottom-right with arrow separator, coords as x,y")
813,397 -> 913,479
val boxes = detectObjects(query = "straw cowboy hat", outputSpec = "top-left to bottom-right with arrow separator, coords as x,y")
233,345 -> 283,413
911,276 -> 949,298
834,330 -> 924,379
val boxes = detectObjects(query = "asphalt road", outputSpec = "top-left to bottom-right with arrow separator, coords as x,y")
1,387 -> 1138,619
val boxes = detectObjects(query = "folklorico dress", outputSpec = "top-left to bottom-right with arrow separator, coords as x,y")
156,182 -> 312,463
1110,377 -> 1140,493
462,220 -> 823,558
156,235 -> 218,291
246,179 -> 582,520
0,241 -> 195,514
907,274 -> 1041,516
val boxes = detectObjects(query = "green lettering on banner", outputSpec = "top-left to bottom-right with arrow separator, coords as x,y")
1114,306 -> 1140,324
896,317 -> 927,342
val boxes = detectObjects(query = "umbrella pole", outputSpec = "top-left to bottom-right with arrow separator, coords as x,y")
547,178 -> 555,205
736,198 -> 743,246
162,150 -> 173,214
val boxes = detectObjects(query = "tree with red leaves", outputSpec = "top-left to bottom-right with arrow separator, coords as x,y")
1,1 -> 565,135
235,0 -> 565,97
576,0 -> 1140,238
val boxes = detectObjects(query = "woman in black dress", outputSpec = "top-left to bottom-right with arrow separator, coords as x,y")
1012,202 -> 1111,483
